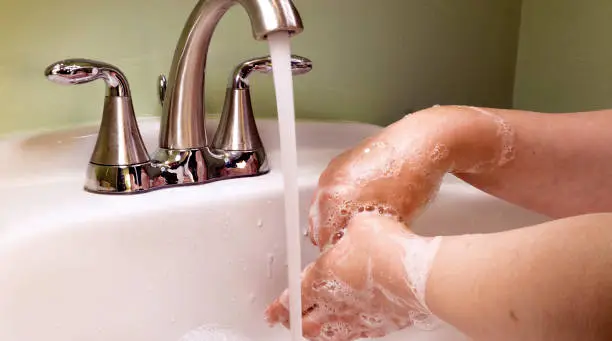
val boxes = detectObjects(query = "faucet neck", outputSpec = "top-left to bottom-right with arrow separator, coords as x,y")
158,0 -> 303,150
159,0 -> 233,150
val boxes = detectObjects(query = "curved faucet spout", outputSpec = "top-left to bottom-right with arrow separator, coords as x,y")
158,0 -> 303,150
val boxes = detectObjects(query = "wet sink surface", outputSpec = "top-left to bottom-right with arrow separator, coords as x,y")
0,117 -> 549,341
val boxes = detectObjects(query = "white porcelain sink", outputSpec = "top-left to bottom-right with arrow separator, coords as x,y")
0,117 -> 550,341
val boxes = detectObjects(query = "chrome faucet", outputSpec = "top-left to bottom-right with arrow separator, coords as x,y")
43,0 -> 308,194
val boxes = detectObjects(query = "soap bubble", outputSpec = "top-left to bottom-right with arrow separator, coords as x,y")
177,325 -> 252,341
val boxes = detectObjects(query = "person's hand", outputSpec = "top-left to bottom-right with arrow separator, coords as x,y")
307,105 -> 514,250
265,213 -> 442,341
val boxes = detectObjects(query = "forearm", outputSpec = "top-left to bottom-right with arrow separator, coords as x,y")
444,106 -> 612,218
426,213 -> 612,341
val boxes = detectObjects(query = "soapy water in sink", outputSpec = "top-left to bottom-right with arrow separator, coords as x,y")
178,325 -> 252,341
268,32 -> 304,341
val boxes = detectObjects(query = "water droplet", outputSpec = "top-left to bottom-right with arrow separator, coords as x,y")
266,253 -> 275,279
256,219 -> 263,228
249,293 -> 257,303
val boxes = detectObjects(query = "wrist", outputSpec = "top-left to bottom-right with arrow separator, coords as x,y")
398,234 -> 442,308
424,233 -> 486,326
395,231 -> 444,329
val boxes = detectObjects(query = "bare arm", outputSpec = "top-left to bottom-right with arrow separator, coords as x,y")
267,212 -> 612,341
428,213 -> 612,341
450,107 -> 612,218
267,106 -> 612,341
306,106 -> 612,249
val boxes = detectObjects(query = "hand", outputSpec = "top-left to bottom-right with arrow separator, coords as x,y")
307,106 -> 514,250
265,213 -> 442,340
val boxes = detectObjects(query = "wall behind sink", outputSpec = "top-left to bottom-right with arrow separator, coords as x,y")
0,0 -> 522,135
514,0 -> 612,112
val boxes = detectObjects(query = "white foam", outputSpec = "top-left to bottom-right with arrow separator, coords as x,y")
398,235 -> 442,311
320,321 -> 352,339
466,106 -> 516,168
177,325 -> 252,341
430,144 -> 449,163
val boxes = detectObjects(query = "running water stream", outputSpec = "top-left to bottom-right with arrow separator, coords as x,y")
267,32 -> 304,341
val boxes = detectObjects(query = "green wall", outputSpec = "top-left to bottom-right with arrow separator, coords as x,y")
514,0 -> 612,112
0,0 -> 522,135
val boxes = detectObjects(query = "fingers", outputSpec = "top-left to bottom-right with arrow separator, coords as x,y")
307,192 -> 322,246
265,260 -> 340,339
264,289 -> 290,326
308,190 -> 333,248
310,188 -> 343,248
307,316 -> 367,341
302,305 -> 327,339
264,262 -> 323,321
308,189 -> 351,250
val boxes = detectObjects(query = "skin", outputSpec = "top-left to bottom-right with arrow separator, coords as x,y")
266,105 -> 612,341
307,105 -> 508,248
267,213 -> 434,340
267,213 -> 612,341
452,107 -> 612,218
429,213 -> 612,341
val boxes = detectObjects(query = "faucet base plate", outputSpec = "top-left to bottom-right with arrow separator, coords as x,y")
84,147 -> 269,195
85,163 -> 153,194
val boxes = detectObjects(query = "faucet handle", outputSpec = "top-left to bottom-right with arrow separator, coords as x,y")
45,58 -> 131,97
158,74 -> 167,106
229,54 -> 312,89
156,56 -> 311,107
212,55 -> 312,152
45,58 -> 152,193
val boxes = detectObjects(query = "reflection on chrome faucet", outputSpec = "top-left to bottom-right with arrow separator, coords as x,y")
43,0 -> 309,194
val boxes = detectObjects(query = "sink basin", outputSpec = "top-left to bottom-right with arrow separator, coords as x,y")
0,117 -> 550,341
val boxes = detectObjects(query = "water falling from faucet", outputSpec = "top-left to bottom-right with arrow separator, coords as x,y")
267,31 -> 304,341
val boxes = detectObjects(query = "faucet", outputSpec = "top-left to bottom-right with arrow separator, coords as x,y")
43,0 -> 308,194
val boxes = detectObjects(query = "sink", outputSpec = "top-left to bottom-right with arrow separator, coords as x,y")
0,117 -> 549,341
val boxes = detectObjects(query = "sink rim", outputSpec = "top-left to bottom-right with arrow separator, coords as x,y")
0,117 -> 382,239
